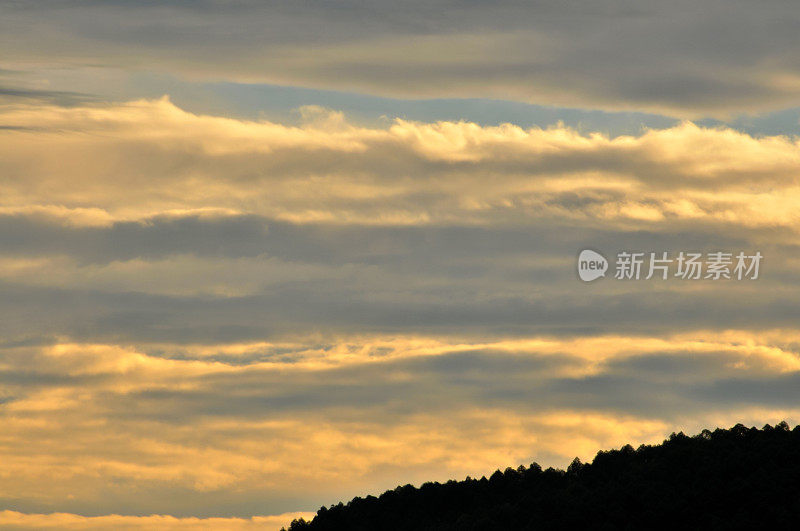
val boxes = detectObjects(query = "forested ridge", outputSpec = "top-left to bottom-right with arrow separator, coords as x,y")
285,422 -> 800,530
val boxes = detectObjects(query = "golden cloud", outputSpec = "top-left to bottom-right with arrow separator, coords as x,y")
1,99 -> 800,230
1,332 -> 798,509
0,511 -> 314,531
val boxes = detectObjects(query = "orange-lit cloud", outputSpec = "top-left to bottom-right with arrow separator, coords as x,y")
0,511 -> 314,531
1,98 -> 800,520
1,333 -> 799,516
2,99 -> 800,232
3,1 -> 800,525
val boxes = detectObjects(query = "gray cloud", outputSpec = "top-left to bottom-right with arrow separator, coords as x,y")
0,210 -> 794,345
0,85 -> 94,106
3,0 -> 800,115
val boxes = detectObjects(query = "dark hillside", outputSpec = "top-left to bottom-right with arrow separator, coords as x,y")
285,422 -> 800,530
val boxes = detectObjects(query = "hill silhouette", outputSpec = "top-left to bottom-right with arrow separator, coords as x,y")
285,422 -> 800,530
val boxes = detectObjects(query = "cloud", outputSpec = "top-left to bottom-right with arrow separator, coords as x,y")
3,1 -> 800,116
2,99 -> 800,232
0,99 -> 798,345
0,334 -> 799,516
4,3 -> 800,523
0,511 -> 314,531
2,98 -> 800,517
0,85 -> 94,106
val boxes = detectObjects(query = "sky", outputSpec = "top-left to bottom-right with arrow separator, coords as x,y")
2,1 -> 800,529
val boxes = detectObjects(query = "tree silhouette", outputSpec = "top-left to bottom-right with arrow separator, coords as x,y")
284,423 -> 800,530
